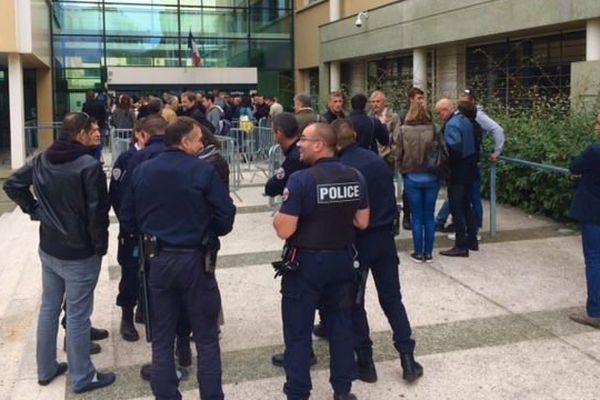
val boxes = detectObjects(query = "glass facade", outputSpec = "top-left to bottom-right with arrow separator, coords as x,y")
466,31 -> 586,107
52,0 -> 294,117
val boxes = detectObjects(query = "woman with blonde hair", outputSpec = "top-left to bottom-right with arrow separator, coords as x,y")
398,102 -> 441,263
161,94 -> 179,123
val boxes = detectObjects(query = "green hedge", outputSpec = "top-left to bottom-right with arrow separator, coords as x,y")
479,109 -> 597,221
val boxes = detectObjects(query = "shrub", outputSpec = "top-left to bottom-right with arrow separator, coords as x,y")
479,105 -> 597,221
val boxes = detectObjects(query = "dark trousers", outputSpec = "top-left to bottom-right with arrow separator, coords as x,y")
402,190 -> 411,220
116,234 -> 139,309
282,249 -> 356,400
149,250 -> 223,400
448,182 -> 478,250
352,228 -> 415,355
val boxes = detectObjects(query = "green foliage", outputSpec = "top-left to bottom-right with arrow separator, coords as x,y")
480,105 -> 597,221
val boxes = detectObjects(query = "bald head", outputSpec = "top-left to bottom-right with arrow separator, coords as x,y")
435,98 -> 455,121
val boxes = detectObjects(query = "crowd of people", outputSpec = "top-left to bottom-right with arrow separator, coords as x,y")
3,82 -> 600,400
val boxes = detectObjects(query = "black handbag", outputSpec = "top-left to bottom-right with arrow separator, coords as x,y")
426,129 -> 450,181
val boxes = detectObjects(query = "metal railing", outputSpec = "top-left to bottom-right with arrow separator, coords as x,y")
215,135 -> 242,193
266,144 -> 284,210
24,123 -> 62,157
489,156 -> 570,237
109,128 -> 133,163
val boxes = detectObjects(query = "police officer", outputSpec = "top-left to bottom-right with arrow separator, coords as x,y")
332,119 -> 423,384
264,112 -> 303,197
109,120 -> 148,341
120,116 -> 236,400
273,122 -> 369,400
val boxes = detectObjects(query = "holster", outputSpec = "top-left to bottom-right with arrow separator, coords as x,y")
202,233 -> 221,274
271,244 -> 300,278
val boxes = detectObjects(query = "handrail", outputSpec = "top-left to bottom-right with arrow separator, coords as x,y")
489,156 -> 571,237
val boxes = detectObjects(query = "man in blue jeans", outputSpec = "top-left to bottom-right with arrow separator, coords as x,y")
4,112 -> 115,393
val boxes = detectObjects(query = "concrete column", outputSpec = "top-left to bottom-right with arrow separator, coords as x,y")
413,48 -> 427,89
37,68 -> 54,150
8,53 -> 26,169
586,19 -> 600,61
328,0 -> 341,92
329,0 -> 340,22
318,62 -> 330,110
330,62 -> 341,92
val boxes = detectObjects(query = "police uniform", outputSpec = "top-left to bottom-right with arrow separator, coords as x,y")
109,146 -> 139,312
278,157 -> 368,400
264,139 -> 303,197
338,143 -> 420,381
120,149 -> 236,400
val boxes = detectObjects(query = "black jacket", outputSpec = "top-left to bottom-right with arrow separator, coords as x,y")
570,144 -> 600,224
3,139 -> 110,260
348,110 -> 389,153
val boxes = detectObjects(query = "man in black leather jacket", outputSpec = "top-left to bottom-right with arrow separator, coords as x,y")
3,112 -> 115,394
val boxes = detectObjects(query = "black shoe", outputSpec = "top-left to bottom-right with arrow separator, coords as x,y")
175,335 -> 192,367
409,252 -> 424,264
334,393 -> 358,400
400,353 -> 423,383
356,350 -> 377,383
435,222 -> 445,232
469,241 -> 479,251
424,254 -> 433,263
120,308 -> 139,342
313,323 -> 327,339
73,371 -> 116,394
38,362 -> 68,386
402,217 -> 411,230
140,364 -> 188,382
90,327 -> 109,341
271,352 -> 317,367
134,306 -> 144,324
439,247 -> 469,257
63,337 -> 101,355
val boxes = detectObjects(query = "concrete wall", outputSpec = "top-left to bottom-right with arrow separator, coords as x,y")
0,1 -> 17,52
31,0 -> 51,67
320,0 -> 600,62
570,60 -> 600,114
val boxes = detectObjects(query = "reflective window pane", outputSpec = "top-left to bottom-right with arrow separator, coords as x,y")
250,9 -> 292,39
251,40 -> 292,70
53,35 -> 103,68
106,37 -> 181,67
104,4 -> 179,36
181,38 -> 249,68
180,7 -> 248,39
53,2 -> 103,35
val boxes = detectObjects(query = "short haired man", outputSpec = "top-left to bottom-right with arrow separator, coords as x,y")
435,98 -> 478,257
4,113 -> 115,393
203,93 -> 223,130
348,93 -> 389,153
266,95 -> 284,119
333,118 -> 423,384
293,93 -> 321,134
322,91 -> 346,123
273,122 -> 369,400
146,96 -> 164,116
181,91 -> 214,134
435,89 -> 505,235
120,116 -> 236,400
253,93 -> 270,120
264,112 -> 304,197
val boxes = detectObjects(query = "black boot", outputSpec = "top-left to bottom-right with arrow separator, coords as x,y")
400,353 -> 423,383
176,335 -> 192,367
120,307 -> 139,342
134,304 -> 145,324
356,349 -> 377,383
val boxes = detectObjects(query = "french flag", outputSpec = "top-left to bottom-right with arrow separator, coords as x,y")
188,30 -> 201,67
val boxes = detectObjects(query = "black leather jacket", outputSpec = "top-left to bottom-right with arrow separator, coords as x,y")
3,153 -> 110,260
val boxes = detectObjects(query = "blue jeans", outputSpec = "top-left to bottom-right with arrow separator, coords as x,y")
37,249 -> 101,391
582,223 -> 600,317
436,166 -> 483,228
404,177 -> 441,256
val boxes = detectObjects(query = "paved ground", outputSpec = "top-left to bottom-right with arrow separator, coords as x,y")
0,164 -> 598,400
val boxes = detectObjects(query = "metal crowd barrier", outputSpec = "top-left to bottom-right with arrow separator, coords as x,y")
215,135 -> 241,193
24,122 -> 62,157
266,144 -> 284,210
489,156 -> 570,237
110,128 -> 133,163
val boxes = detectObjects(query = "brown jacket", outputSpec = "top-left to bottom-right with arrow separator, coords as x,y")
397,123 -> 436,174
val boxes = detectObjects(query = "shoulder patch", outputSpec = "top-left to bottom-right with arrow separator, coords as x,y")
282,187 -> 290,202
275,167 -> 286,180
111,168 -> 122,181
